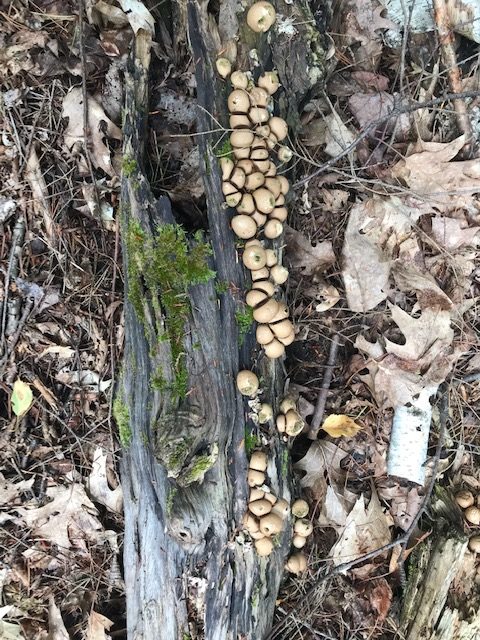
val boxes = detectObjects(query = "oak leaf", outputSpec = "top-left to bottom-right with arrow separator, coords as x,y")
322,414 -> 362,438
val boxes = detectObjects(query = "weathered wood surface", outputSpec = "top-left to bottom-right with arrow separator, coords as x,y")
119,2 -> 326,638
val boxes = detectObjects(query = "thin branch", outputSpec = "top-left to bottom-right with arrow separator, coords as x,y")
308,334 -> 341,440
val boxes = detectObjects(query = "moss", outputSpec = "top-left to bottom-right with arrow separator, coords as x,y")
166,486 -> 177,517
113,396 -> 131,447
215,280 -> 230,295
245,428 -> 261,455
126,221 -> 215,398
179,443 -> 218,486
122,155 -> 138,177
251,584 -> 260,609
217,138 -> 233,160
281,448 -> 289,477
235,305 -> 254,346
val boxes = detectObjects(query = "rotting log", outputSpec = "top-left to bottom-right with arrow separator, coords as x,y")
117,2 -> 327,638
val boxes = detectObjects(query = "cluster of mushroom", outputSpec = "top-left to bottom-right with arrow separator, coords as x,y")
285,499 -> 313,575
276,395 -> 305,438
242,240 -> 294,359
243,450 -> 291,557
455,489 -> 480,552
221,69 -> 291,241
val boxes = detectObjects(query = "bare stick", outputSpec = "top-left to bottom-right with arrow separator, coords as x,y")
308,335 -> 341,440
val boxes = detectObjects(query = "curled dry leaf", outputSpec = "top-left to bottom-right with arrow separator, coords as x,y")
87,447 -> 123,514
322,414 -> 362,438
47,597 -> 69,640
0,473 -> 34,507
431,217 -> 480,251
324,109 -> 356,158
348,92 -> 409,139
285,225 -> 335,277
86,610 -> 114,640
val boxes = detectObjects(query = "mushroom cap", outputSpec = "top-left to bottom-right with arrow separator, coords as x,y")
250,145 -> 269,162
228,89 -> 250,113
270,206 -> 288,222
265,161 -> 277,177
237,193 -> 256,215
291,499 -> 309,518
258,70 -> 280,95
220,157 -> 234,180
258,402 -> 273,423
230,130 -> 254,149
250,450 -> 268,472
243,245 -> 267,270
230,167 -> 246,189
264,338 -> 285,359
270,264 -> 289,285
264,219 -> 284,239
280,396 -> 296,414
250,86 -> 270,107
276,413 -> 286,433
251,266 -> 270,281
229,114 -> 251,129
252,280 -> 275,297
248,469 -> 266,487
278,175 -> 290,194
233,146 -> 251,160
456,490 -> 475,509
231,215 -> 257,238
285,409 -> 305,436
249,498 -> 272,517
245,172 -> 266,191
292,535 -> 307,549
251,530 -> 266,540
216,57 -> 232,78
275,194 -> 285,206
256,124 -> 271,139
245,238 -> 263,248
468,535 -> 480,553
294,518 -> 313,537
251,211 -> 267,227
253,159 -> 270,173
286,553 -> 307,574
279,330 -> 295,346
230,70 -> 248,89
253,188 -> 276,214
264,249 -> 277,267
225,192 -> 242,207
249,488 -> 265,502
222,181 -> 239,197
259,512 -> 283,536
465,506 -> 480,525
277,145 -> 293,163
256,324 -> 275,345
246,1 -> 276,33
243,512 -> 260,533
236,159 -> 254,175
263,492 -> 277,506
271,498 -> 290,519
266,133 -> 278,150
253,298 -> 279,323
236,369 -> 259,396
255,537 -> 274,556
264,177 -> 282,200
271,319 -> 294,339
268,116 -> 288,142
249,106 -> 270,124
270,303 -> 289,323
246,288 -> 269,308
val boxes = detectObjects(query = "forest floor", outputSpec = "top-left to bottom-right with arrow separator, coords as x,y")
1,1 -> 480,639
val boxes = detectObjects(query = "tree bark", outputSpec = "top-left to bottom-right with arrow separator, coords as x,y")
118,2 -> 327,638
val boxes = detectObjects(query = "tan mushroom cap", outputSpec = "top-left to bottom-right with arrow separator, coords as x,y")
270,303 -> 289,323
272,498 -> 290,519
229,115 -> 251,131
225,192 -> 242,207
245,172 -> 266,191
259,512 -> 283,536
247,1 -> 276,33
465,506 -> 480,525
294,518 -> 313,537
253,298 -> 279,323
256,124 -> 271,139
292,535 -> 307,549
276,413 -> 286,433
250,450 -> 268,472
249,499 -> 272,517
263,492 -> 277,505
286,553 -> 307,575
264,338 -> 285,359
285,409 -> 305,436
277,175 -> 290,194
233,146 -> 251,160
279,396 -> 296,414
251,266 -> 270,281
230,70 -> 248,89
456,490 -> 475,509
468,535 -> 480,553
249,106 -> 270,124
236,159 -> 255,175
270,206 -> 288,222
255,537 -> 274,556
253,280 -> 275,297
258,402 -> 273,423
245,237 -> 263,248
279,330 -> 295,346
243,512 -> 259,533
228,89 -> 250,113
231,214 -> 257,238
256,324 -> 275,345
237,193 -> 255,215
291,499 -> 309,519
271,319 -> 294,339
252,211 -> 267,227
248,469 -> 266,487
258,70 -> 280,95
264,249 -> 277,267
277,145 -> 293,163
253,159 -> 270,173
250,86 -> 270,107
269,117 -> 288,142
264,177 -> 282,200
265,161 -> 277,177
270,264 -> 289,285
253,188 -> 276,214
251,529 -> 266,540
236,369 -> 259,396
230,130 -> 254,149
249,488 -> 265,502
264,219 -> 284,239
216,57 -> 232,78
243,245 -> 267,270
220,157 -> 234,180
246,289 -> 268,308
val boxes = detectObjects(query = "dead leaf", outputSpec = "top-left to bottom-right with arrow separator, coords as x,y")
118,0 -> 155,35
0,474 -> 34,507
87,448 -> 123,514
431,217 -> 480,250
391,264 -> 452,310
324,110 -> 356,158
47,597 -> 69,640
25,147 -> 55,243
285,226 -> 335,277
317,484 -> 352,529
62,87 -> 122,176
11,380 -> 33,418
322,414 -> 362,438
331,491 -> 392,567
86,611 -> 113,640
369,578 -> 393,620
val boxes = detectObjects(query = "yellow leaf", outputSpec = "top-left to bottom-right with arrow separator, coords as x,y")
11,379 -> 33,417
322,414 -> 362,438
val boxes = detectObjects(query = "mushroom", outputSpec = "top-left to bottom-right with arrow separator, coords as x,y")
277,146 -> 293,163
243,244 -> 267,270
255,537 -> 274,556
237,193 -> 256,215
456,490 -> 475,509
270,303 -> 289,323
228,89 -> 250,114
236,159 -> 254,175
264,492 -> 277,505
285,409 -> 305,436
245,238 -> 263,248
280,396 -> 296,414
245,172 -> 266,191
236,369 -> 259,396
270,265 -> 289,285
272,498 -> 290,519
271,319 -> 294,339
216,57 -> 232,78
252,211 -> 267,227
266,133 -> 277,150
265,249 -> 277,267
246,289 -> 268,309
258,71 -> 280,95
225,192 -> 242,207
251,267 -> 270,281
257,324 -> 275,345
233,146 -> 252,160
252,280 -> 275,297
228,114 -> 250,130
264,219 -> 283,239
265,161 -> 277,177
279,330 -> 295,346
253,298 -> 279,323
278,175 -> 290,194
259,512 -> 283,536
468,535 -> 480,553
264,177 -> 282,200
246,1 -> 276,33
292,535 -> 307,549
250,488 -> 265,502
255,124 -> 271,139
220,157 -> 235,181
253,188 -> 275,214
231,215 -> 257,238
258,403 -> 273,424
248,469 -> 266,487
465,506 -> 480,525
250,450 -> 268,471
230,70 -> 248,89
270,206 -> 288,222
249,499 -> 272,516
249,106 -> 270,124
269,116 -> 288,142
264,339 -> 285,359
230,130 -> 255,149
294,519 -> 313,537
285,553 -> 307,575
251,530 -> 266,540
291,499 -> 309,518
250,86 -> 270,107
276,414 -> 286,433
243,512 -> 260,533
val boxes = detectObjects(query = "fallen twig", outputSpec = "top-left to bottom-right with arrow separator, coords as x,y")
308,334 -> 341,440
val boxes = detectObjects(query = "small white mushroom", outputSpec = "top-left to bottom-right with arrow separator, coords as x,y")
256,324 -> 275,345
253,188 -> 275,214
258,403 -> 273,424
237,193 -> 256,215
292,535 -> 307,549
249,499 -> 272,516
228,89 -> 250,114
250,488 -> 265,502
270,319 -> 294,339
246,1 -> 276,33
285,409 -> 305,436
285,553 -> 307,575
277,146 -> 293,163
251,267 -> 270,281
270,265 -> 289,285
294,519 -> 313,537
291,499 -> 309,519
456,490 -> 475,509
230,130 -> 255,149
243,245 -> 267,270
258,71 -> 280,95
248,469 -> 266,487
231,215 -> 257,238
236,370 -> 259,396
250,450 -> 268,471
230,70 -> 248,89
276,414 -> 286,433
255,537 -> 274,556
243,512 -> 260,533
264,219 -> 283,239
265,249 -> 277,267
279,396 -> 296,414
269,117 -> 288,142
216,57 -> 232,78
252,280 -> 275,297
253,298 -> 279,323
259,512 -> 283,536
264,339 -> 285,359
246,289 -> 269,308
271,498 -> 290,519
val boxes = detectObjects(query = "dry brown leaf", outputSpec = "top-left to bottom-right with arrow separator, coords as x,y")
369,578 -> 393,620
391,264 -> 452,310
322,414 -> 362,438
324,110 -> 356,158
285,225 -> 335,277
47,597 -> 69,640
431,217 -> 480,250
0,474 -> 34,507
87,448 -> 123,514
390,136 -> 480,212
348,92 -> 408,138
0,31 -> 48,79
62,87 -> 122,176
331,491 -> 392,567
86,611 -> 114,640
317,484 -> 351,529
